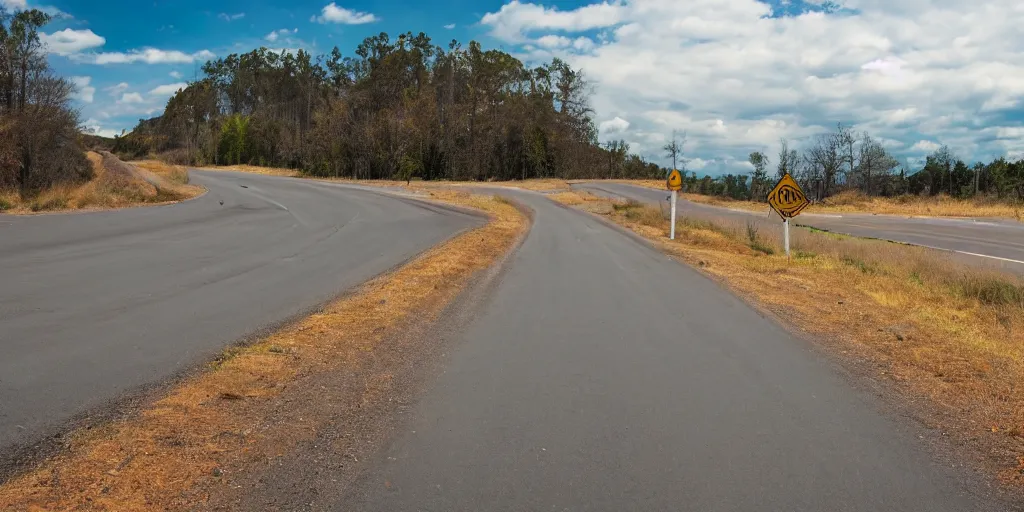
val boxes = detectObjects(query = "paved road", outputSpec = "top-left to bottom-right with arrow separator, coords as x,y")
343,189 -> 1004,511
0,170 -> 479,456
574,182 -> 1024,273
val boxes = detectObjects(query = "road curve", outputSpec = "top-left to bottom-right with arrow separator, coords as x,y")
574,181 -> 1024,274
342,189 -> 1006,511
0,170 -> 480,457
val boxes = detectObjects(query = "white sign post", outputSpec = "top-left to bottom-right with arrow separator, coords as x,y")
783,218 -> 790,259
670,190 -> 677,240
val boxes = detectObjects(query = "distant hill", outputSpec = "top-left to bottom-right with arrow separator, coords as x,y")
80,132 -> 117,151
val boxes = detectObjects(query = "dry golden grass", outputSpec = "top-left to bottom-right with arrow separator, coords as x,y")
196,164 -> 302,177
550,191 -> 1024,484
1,153 -> 203,214
615,179 -> 1024,220
0,191 -> 525,511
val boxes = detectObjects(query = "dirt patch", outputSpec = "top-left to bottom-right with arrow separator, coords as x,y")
0,191 -> 526,511
551,192 -> 1024,499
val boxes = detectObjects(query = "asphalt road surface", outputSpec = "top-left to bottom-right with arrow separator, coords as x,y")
343,189 -> 1005,511
0,171 -> 479,456
574,181 -> 1024,274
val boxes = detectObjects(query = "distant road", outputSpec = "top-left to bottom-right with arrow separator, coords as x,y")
343,188 -> 1005,511
573,182 -> 1024,273
0,170 -> 479,457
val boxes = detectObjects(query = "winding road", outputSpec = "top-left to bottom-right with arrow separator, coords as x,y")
341,188 -> 1005,511
0,170 -> 479,458
0,174 -> 1014,510
574,181 -> 1024,273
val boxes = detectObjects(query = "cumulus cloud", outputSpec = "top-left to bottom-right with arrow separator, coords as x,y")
81,118 -> 122,138
119,92 -> 144,104
218,12 -> 245,21
169,71 -> 183,79
600,116 -> 631,135
444,23 -> 456,29
313,3 -> 378,24
482,0 -> 627,41
39,29 -> 105,55
149,83 -> 187,96
536,35 -> 571,48
70,76 -> 94,103
265,28 -> 298,42
910,140 -> 942,152
480,0 -> 1024,172
74,48 -> 215,65
0,0 -> 26,8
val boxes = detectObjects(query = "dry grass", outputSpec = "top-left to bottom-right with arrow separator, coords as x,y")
196,164 -> 302,177
1,152 -> 203,214
0,191 -> 525,511
551,191 -> 1024,484
615,180 -> 1024,220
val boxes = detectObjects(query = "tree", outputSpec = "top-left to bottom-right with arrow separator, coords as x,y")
664,130 -> 685,172
0,7 -> 90,196
748,151 -> 770,201
776,139 -> 799,180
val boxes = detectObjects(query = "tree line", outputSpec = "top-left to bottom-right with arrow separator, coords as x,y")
114,33 -> 667,181
0,7 -> 90,197
683,123 -> 1024,202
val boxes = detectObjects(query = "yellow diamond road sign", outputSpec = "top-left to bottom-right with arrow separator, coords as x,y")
767,173 -> 810,218
666,169 -> 683,191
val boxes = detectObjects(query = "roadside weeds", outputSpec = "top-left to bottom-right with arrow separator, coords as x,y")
615,179 -> 1024,221
0,190 -> 526,511
1,153 -> 203,214
551,190 -> 1024,491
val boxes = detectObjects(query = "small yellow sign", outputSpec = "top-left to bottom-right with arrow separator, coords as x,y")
767,173 -> 810,218
666,169 -> 683,192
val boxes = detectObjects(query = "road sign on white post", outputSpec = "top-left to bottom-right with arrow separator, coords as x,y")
767,173 -> 810,260
666,169 -> 683,240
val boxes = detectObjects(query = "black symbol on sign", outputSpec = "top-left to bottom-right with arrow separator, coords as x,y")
777,185 -> 804,206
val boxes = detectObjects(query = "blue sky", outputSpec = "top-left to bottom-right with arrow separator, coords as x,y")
12,0 -> 1024,174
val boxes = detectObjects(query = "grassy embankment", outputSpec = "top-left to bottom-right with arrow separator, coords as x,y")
0,190 -> 526,511
0,152 -> 203,213
616,179 -> 1024,220
552,190 -> 1024,486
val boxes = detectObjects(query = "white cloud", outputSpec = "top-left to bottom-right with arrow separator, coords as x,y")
265,28 -> 298,42
218,12 -> 245,21
444,23 -> 456,29
600,116 -> 631,135
149,83 -> 187,96
105,82 -> 129,96
481,0 -> 1024,170
482,0 -> 627,41
119,92 -> 144,104
76,48 -> 215,65
313,3 -> 378,24
572,37 -> 596,52
81,118 -> 122,138
910,140 -> 942,152
70,76 -> 94,103
536,35 -> 571,48
169,71 -> 183,79
39,29 -> 105,55
0,0 -> 26,9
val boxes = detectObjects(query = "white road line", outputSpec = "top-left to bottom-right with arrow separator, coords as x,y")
953,250 -> 1024,265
